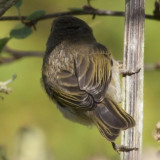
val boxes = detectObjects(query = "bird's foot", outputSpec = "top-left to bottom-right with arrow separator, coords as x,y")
120,68 -> 141,77
118,61 -> 141,77
111,142 -> 138,153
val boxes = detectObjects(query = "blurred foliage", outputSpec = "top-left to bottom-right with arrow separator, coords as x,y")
0,38 -> 10,53
0,0 -> 160,160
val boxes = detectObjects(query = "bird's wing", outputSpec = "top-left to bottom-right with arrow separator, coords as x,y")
54,69 -> 95,110
52,51 -> 112,111
75,53 -> 112,103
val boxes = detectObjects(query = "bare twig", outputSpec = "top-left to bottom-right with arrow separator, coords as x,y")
121,0 -> 145,160
0,0 -> 18,17
0,47 -> 44,64
0,74 -> 17,94
0,7 -> 159,23
0,8 -> 124,21
3,46 -> 44,57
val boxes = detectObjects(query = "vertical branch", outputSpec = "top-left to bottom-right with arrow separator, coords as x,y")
121,0 -> 145,160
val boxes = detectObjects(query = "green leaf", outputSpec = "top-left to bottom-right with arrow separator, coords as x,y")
27,10 -> 46,21
0,37 -> 11,53
14,0 -> 23,8
10,24 -> 32,39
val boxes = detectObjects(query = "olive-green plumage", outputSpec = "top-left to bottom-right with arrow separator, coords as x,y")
42,16 -> 135,147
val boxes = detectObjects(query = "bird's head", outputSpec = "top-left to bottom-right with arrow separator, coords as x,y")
46,16 -> 96,53
51,16 -> 93,37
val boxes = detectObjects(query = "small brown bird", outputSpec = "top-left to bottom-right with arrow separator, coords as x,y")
42,16 -> 137,152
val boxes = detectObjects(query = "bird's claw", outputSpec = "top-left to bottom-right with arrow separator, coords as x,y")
121,68 -> 141,77
111,142 -> 138,153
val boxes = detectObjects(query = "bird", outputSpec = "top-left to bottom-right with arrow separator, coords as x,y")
42,16 -> 137,152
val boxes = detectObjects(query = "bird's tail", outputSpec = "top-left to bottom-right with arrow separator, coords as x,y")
93,96 -> 135,142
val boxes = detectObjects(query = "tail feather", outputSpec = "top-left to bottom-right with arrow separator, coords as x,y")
93,96 -> 135,141
95,119 -> 120,141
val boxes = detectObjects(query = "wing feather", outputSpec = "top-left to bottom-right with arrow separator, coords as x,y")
75,53 -> 112,102
51,45 -> 112,111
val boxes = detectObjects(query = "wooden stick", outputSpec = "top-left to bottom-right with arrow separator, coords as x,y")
121,0 -> 145,160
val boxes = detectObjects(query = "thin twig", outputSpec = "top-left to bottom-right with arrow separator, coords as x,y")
0,74 -> 17,94
0,7 -> 159,22
3,46 -> 44,57
0,0 -> 18,17
0,46 -> 43,64
0,9 -> 125,21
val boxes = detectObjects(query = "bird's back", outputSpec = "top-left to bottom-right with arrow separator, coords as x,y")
41,40 -> 110,125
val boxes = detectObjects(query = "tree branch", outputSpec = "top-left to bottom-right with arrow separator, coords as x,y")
0,7 -> 159,22
0,47 -> 43,64
121,0 -> 145,160
0,0 -> 18,17
3,46 -> 44,57
0,74 -> 17,95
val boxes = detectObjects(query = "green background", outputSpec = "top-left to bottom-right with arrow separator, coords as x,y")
0,0 -> 160,159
